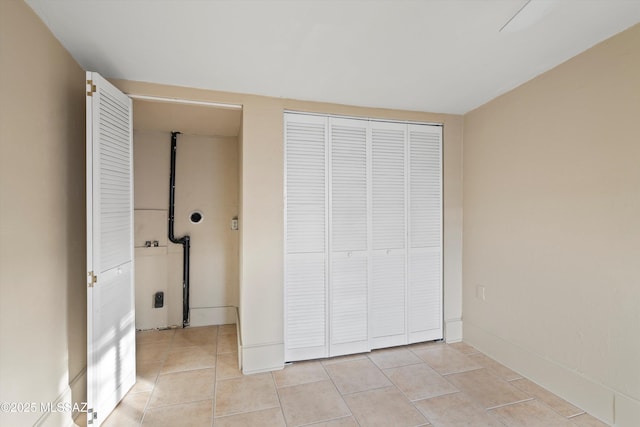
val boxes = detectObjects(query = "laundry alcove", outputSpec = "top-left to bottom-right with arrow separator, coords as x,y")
132,99 -> 242,330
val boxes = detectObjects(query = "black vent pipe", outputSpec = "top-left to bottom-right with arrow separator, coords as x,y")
168,131 -> 191,328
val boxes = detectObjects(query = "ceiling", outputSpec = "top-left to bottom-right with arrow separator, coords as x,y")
25,0 -> 640,115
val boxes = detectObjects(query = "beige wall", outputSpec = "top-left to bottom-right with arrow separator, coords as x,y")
111,78 -> 464,374
133,130 -> 239,329
0,1 -> 86,426
463,24 -> 640,426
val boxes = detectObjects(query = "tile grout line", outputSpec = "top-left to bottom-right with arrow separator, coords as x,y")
211,334 -> 220,427
211,404 -> 283,422
271,369 -> 289,426
375,355 -> 427,405
211,326 -> 218,427
297,415 -> 358,427
402,344 -> 533,423
138,327 -> 219,425
276,377 -> 330,389
486,397 -> 535,411
370,351 -> 457,426
439,366 -> 484,376
319,355 -> 359,426
409,389 -> 460,404
505,376 -> 589,420
141,397 -> 214,409
138,328 -> 175,426
339,383 -> 398,397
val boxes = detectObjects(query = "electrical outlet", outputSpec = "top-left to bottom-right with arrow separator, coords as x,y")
154,291 -> 164,308
476,285 -> 486,301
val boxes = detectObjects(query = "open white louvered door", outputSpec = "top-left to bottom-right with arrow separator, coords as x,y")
86,72 -> 135,426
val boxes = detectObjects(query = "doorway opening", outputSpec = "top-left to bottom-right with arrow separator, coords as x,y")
132,98 -> 242,331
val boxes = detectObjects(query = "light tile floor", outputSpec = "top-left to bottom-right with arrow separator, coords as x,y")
75,325 -> 610,427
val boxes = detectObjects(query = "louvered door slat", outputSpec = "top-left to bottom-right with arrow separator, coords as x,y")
329,118 -> 369,356
98,84 -> 132,272
284,113 -> 328,361
409,128 -> 442,249
371,121 -> 407,347
371,249 -> 406,348
372,124 -> 406,250
330,119 -> 368,252
286,253 -> 326,358
408,124 -> 443,343
330,253 -> 369,356
409,248 -> 442,341
285,119 -> 326,254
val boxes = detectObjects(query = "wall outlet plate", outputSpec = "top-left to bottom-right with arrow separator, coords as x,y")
154,291 -> 164,308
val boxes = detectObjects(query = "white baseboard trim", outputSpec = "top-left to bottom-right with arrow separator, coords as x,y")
241,342 -> 284,374
234,307 -> 242,372
463,321 -> 640,426
34,383 -> 74,427
69,367 -> 87,426
615,393 -> 640,427
14,366 -> 87,427
190,306 -> 237,327
445,318 -> 463,343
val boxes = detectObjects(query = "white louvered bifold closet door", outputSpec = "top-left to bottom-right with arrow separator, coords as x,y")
370,121 -> 407,349
408,124 -> 443,342
284,112 -> 443,362
329,117 -> 370,356
284,114 -> 328,361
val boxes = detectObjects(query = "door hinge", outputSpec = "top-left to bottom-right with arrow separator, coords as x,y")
87,271 -> 97,287
86,79 -> 96,96
87,408 -> 97,424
